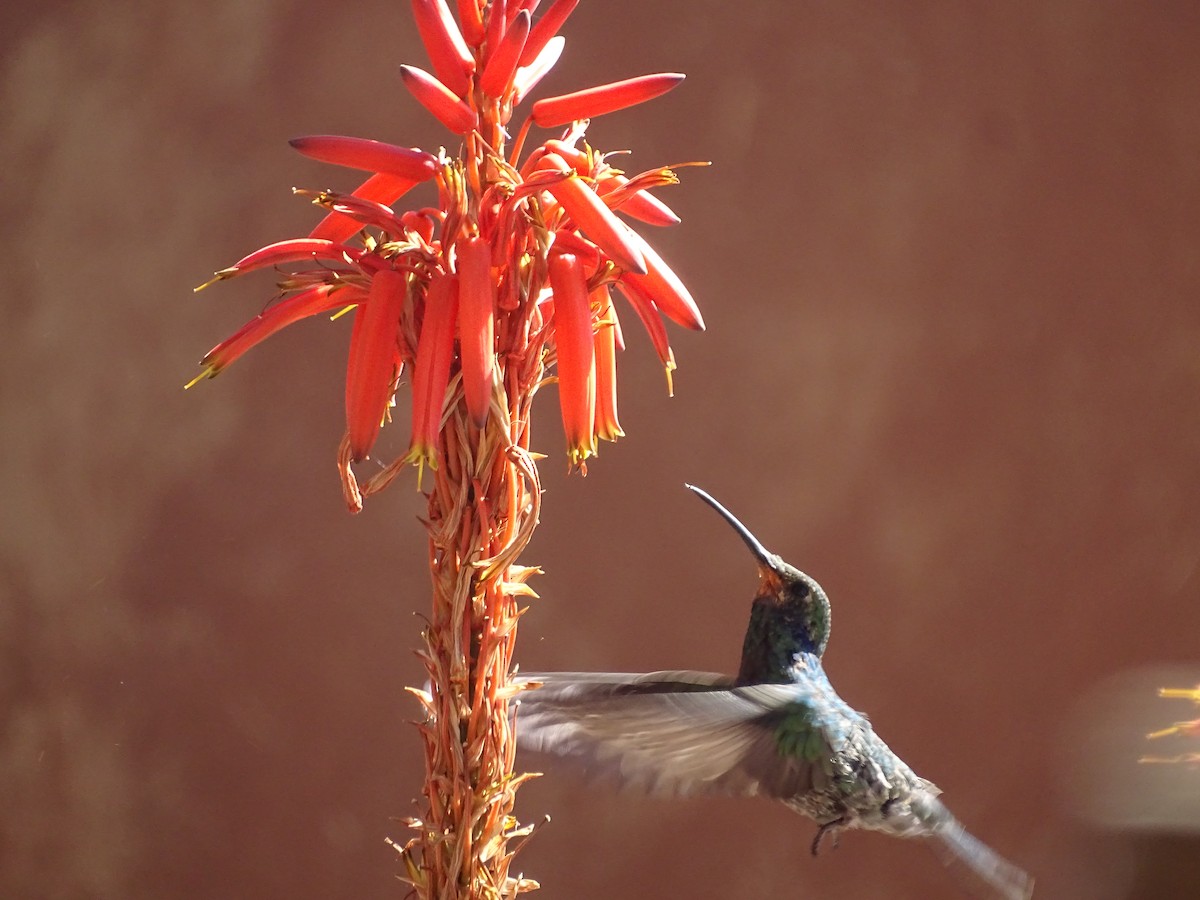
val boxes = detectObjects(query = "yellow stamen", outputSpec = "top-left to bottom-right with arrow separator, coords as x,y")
1147,725 -> 1182,740
1158,686 -> 1200,702
193,271 -> 235,292
184,365 -> 218,390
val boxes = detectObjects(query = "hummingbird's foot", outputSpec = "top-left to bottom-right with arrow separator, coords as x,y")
811,817 -> 847,857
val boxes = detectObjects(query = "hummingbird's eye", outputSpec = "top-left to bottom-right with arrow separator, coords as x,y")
793,582 -> 810,598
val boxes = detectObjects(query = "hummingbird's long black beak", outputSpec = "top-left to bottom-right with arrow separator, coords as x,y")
685,484 -> 782,576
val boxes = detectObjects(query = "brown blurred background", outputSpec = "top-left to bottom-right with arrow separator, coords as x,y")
5,1 -> 1200,897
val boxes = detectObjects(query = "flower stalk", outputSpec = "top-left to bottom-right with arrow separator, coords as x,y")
190,1 -> 705,895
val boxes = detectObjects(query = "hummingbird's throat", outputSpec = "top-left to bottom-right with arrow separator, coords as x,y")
755,566 -> 785,602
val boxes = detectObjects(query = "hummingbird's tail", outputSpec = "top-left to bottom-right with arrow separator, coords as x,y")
923,813 -> 1034,900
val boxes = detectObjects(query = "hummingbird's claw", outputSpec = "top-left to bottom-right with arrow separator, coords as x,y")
811,816 -> 846,857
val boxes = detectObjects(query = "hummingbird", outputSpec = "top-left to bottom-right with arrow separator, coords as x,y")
514,485 -> 1034,899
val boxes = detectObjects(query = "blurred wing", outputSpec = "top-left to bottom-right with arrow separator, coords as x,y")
514,671 -> 852,800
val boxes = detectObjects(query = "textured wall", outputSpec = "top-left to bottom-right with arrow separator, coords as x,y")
4,1 -> 1200,897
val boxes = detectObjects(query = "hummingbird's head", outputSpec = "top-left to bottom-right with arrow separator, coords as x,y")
686,484 -> 831,661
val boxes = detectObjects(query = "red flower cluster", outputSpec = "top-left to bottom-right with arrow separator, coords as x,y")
191,0 -> 704,492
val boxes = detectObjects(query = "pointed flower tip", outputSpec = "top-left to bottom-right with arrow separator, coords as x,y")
479,8 -> 530,98
621,237 -> 704,329
517,0 -> 579,68
399,64 -> 478,134
531,72 -> 686,128
289,135 -> 438,182
410,0 -> 474,96
545,168 -> 647,274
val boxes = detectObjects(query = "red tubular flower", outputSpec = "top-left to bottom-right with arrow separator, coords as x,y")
406,274 -> 460,469
410,0 -> 475,97
598,174 -> 681,227
544,159 -> 647,274
289,135 -> 438,181
198,239 -> 360,287
308,173 -> 422,243
484,0 -> 508,61
508,0 -> 540,23
189,284 -> 364,386
592,287 -> 623,443
620,235 -> 705,330
346,270 -> 409,462
614,280 -> 676,395
532,73 -> 685,128
479,9 -> 530,97
547,250 -> 596,465
455,234 -> 496,427
400,65 -> 478,134
456,0 -> 484,44
518,0 -> 578,67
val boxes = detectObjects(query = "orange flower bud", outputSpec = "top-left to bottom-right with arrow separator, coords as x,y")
406,274 -> 460,468
410,0 -> 475,97
544,159 -> 647,274
592,288 -> 623,443
547,250 -> 596,465
289,135 -> 438,181
456,0 -> 485,44
620,236 -> 704,330
400,65 -> 478,134
346,270 -> 409,461
531,73 -> 684,128
484,0 -> 509,64
480,9 -> 530,97
518,0 -> 578,68
456,235 -> 496,427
